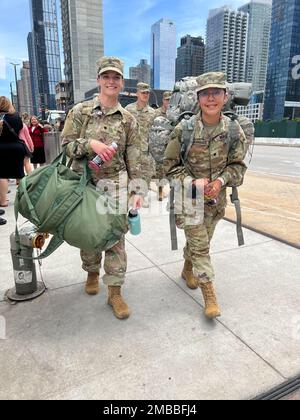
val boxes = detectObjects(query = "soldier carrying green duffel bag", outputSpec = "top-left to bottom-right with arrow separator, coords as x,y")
16,56 -> 144,320
61,56 -> 144,319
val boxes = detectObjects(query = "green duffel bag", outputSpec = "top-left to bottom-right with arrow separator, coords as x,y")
15,150 -> 128,259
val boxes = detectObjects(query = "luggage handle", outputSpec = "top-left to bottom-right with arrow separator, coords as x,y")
14,148 -> 91,260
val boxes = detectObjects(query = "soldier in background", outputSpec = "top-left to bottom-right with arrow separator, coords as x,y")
155,91 -> 172,118
164,72 -> 247,319
149,116 -> 172,201
61,57 -> 143,320
125,83 -> 156,207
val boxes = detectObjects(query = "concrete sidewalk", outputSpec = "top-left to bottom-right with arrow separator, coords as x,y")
0,185 -> 299,400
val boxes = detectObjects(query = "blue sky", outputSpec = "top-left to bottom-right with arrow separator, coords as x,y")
0,0 -> 246,98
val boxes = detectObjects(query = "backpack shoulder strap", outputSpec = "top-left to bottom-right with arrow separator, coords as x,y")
180,114 -> 196,164
169,115 -> 196,252
226,115 -> 245,246
3,118 -> 20,140
226,113 -> 241,152
79,100 -> 94,138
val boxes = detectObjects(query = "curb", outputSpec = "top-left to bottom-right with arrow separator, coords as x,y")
224,217 -> 300,250
252,375 -> 300,400
255,138 -> 300,147
255,142 -> 300,147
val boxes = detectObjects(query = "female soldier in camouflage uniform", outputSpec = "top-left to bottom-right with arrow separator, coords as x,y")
61,57 -> 142,320
164,72 -> 247,319
125,83 -> 156,207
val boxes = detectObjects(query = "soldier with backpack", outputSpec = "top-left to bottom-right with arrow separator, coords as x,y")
155,91 -> 172,118
149,116 -> 173,201
125,83 -> 156,208
61,57 -> 143,320
164,72 -> 248,319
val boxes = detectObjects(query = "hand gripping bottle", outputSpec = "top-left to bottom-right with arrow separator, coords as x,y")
88,142 -> 118,171
128,209 -> 141,236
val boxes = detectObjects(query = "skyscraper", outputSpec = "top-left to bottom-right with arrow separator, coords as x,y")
28,0 -> 62,115
129,59 -> 151,85
27,32 -> 38,115
151,18 -> 176,90
176,35 -> 205,81
264,0 -> 300,121
61,0 -> 104,105
18,61 -> 34,115
239,0 -> 272,92
205,6 -> 248,83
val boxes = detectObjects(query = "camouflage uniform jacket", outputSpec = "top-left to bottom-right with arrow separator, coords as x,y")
164,112 -> 248,210
61,97 -> 142,184
154,107 -> 167,118
125,101 -> 156,182
125,102 -> 156,144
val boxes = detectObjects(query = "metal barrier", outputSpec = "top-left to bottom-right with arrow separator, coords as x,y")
44,131 -> 62,164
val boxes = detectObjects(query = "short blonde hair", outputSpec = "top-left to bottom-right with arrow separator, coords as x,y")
0,96 -> 11,112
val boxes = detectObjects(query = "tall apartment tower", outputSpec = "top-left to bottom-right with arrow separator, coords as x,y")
176,35 -> 205,81
27,32 -> 38,115
205,6 -> 248,83
151,18 -> 176,90
61,0 -> 104,105
129,59 -> 151,85
18,61 -> 34,115
264,0 -> 300,121
28,0 -> 62,114
239,0 -> 272,92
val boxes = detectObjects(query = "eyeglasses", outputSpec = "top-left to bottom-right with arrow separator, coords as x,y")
198,88 -> 225,99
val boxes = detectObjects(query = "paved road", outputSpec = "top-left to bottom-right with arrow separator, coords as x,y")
247,145 -> 300,178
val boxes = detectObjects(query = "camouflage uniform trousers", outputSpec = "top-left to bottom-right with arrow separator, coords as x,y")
176,205 -> 225,283
153,162 -> 164,181
141,151 -> 156,187
152,163 -> 169,192
81,235 -> 127,287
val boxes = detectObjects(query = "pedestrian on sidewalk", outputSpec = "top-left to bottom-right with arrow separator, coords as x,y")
0,208 -> 6,225
0,96 -> 26,212
61,56 -> 143,320
19,123 -> 34,174
29,116 -> 48,169
164,72 -> 248,319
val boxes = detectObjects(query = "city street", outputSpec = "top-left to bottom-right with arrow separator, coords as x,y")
226,146 -> 300,247
247,145 -> 300,178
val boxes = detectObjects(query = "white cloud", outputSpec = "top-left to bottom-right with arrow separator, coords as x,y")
135,0 -> 160,16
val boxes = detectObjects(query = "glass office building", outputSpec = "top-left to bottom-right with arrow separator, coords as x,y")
175,35 -> 205,82
61,0 -> 104,105
264,0 -> 300,121
151,18 -> 176,90
239,0 -> 272,92
27,32 -> 39,115
29,0 -> 62,114
205,7 -> 248,83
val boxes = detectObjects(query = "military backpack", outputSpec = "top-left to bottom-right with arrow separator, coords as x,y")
166,83 -> 254,250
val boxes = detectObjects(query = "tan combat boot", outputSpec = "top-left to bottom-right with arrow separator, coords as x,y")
107,286 -> 130,319
181,260 -> 198,289
85,272 -> 99,295
158,186 -> 163,201
199,281 -> 221,319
